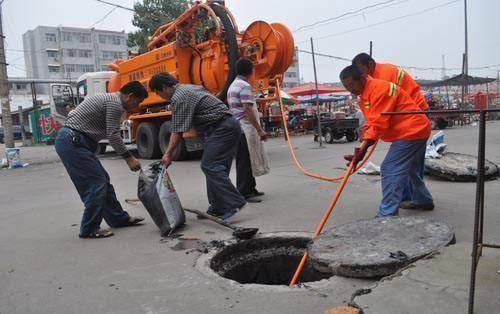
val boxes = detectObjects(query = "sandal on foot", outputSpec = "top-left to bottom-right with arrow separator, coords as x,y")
79,229 -> 114,239
116,216 -> 145,227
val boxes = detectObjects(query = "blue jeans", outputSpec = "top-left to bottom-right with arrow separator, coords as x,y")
379,139 -> 433,217
199,117 -> 246,215
55,127 -> 130,236
401,151 -> 426,202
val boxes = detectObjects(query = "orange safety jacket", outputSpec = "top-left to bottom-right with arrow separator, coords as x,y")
360,77 -> 431,142
372,63 -> 429,111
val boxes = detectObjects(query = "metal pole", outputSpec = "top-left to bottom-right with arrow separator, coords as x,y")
468,109 -> 486,314
310,37 -> 322,147
0,2 -> 14,148
17,106 -> 26,145
369,41 -> 373,57
464,0 -> 469,94
461,53 -> 466,109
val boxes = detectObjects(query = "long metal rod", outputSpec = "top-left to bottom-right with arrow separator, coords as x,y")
382,109 -> 500,115
468,110 -> 486,314
310,37 -> 322,147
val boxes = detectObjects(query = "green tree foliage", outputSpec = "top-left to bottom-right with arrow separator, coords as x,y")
128,0 -> 191,53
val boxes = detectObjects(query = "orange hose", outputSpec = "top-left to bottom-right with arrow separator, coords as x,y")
289,144 -> 363,286
275,80 -> 377,182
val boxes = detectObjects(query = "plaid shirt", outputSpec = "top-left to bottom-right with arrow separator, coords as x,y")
170,84 -> 231,133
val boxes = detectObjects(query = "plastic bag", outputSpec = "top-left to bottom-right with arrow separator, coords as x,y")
5,148 -> 23,169
138,163 -> 185,236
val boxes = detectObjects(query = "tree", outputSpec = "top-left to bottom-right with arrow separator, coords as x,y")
128,0 -> 191,53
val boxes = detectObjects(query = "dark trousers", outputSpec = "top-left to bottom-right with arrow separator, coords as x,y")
236,132 -> 257,197
200,117 -> 246,214
55,127 -> 130,236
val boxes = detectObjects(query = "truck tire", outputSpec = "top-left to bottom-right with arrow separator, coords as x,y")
437,118 -> 448,130
158,121 -> 188,161
136,123 -> 161,159
97,143 -> 107,154
345,131 -> 356,142
324,127 -> 334,144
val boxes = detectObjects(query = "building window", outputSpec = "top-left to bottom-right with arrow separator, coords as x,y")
100,65 -> 109,71
65,49 -> 76,57
101,50 -> 124,60
79,33 -> 91,43
78,49 -> 92,58
64,64 -> 95,73
48,66 -> 60,73
45,33 -> 57,42
62,32 -> 73,42
47,50 -> 59,58
99,34 -> 107,44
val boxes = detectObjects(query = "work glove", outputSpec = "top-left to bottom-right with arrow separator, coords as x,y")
343,147 -> 366,168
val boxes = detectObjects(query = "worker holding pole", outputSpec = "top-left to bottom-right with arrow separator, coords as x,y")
340,65 -> 434,217
352,53 -> 431,210
149,73 -> 246,221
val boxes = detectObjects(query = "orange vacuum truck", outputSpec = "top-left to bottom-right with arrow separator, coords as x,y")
106,0 -> 295,160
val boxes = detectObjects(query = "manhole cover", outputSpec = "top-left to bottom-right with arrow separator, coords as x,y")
309,216 -> 455,278
210,236 -> 333,285
425,152 -> 499,182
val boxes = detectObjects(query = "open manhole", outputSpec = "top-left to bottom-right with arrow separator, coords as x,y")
209,236 -> 333,285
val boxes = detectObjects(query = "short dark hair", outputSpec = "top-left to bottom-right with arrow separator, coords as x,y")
352,53 -> 374,66
236,58 -> 253,76
120,81 -> 148,99
339,65 -> 363,81
149,73 -> 179,92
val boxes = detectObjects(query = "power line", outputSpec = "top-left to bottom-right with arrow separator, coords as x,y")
297,49 -> 500,72
297,0 -> 460,44
93,0 -> 134,12
293,0 -> 407,33
90,6 -> 117,28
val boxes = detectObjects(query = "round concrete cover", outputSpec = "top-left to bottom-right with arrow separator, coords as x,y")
308,216 -> 455,278
425,152 -> 499,182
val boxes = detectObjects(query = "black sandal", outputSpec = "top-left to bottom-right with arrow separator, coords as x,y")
79,229 -> 114,239
116,216 -> 145,227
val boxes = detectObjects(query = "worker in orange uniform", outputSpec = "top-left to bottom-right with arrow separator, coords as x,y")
352,52 -> 430,209
340,65 -> 434,217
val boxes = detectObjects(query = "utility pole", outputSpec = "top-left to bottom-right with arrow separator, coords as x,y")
0,0 -> 13,148
441,55 -> 446,80
310,37 -> 322,147
463,0 -> 469,94
369,41 -> 373,57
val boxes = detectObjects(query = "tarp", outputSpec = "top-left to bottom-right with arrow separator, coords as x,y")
285,82 -> 347,96
420,74 -> 497,87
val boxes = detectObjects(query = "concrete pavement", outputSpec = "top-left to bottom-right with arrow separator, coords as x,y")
1,122 -> 499,313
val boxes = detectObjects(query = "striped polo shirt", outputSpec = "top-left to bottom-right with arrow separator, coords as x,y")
227,76 -> 255,121
64,92 -> 130,158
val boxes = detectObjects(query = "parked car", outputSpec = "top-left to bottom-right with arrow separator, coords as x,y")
0,125 -> 23,143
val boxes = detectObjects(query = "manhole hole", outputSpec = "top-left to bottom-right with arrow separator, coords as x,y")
210,236 -> 333,285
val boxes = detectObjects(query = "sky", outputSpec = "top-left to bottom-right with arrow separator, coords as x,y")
3,0 -> 499,83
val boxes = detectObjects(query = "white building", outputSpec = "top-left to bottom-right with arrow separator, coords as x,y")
282,47 -> 300,89
23,26 -> 128,82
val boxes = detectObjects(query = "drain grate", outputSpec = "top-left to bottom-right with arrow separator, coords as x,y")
210,237 -> 333,285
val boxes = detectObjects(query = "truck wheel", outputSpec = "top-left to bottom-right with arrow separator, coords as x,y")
324,127 -> 334,144
158,122 -> 188,161
346,131 -> 356,142
97,143 -> 107,154
437,119 -> 448,130
136,123 -> 161,159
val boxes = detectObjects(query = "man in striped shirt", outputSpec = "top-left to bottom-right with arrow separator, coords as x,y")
55,81 -> 147,239
227,58 -> 267,201
149,73 -> 246,221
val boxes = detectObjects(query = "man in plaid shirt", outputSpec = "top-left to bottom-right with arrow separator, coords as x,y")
149,73 -> 246,220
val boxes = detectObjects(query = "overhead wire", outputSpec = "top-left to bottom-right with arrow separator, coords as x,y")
295,0 -> 461,44
293,0 -> 408,33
